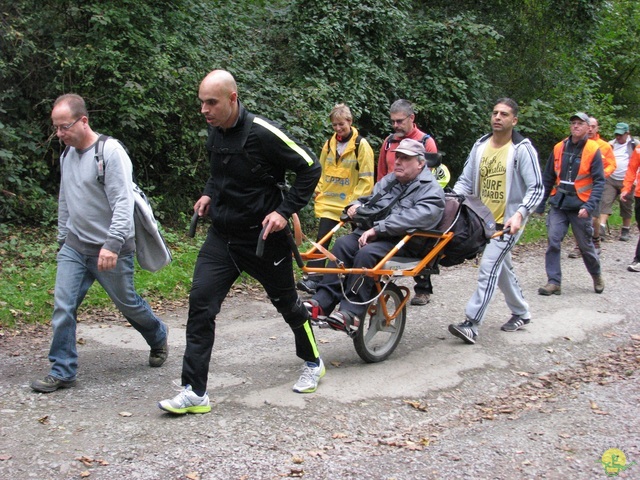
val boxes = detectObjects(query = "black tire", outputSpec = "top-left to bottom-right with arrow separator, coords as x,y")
353,282 -> 407,363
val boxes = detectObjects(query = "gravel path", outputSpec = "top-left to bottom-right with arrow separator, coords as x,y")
1,231 -> 639,479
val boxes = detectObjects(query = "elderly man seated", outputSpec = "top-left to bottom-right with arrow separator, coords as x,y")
305,138 -> 445,332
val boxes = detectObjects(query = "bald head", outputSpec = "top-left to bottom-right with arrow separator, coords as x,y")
201,69 -> 237,95
199,69 -> 239,129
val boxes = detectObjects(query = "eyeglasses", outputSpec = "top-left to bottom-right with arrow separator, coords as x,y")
51,117 -> 82,133
390,115 -> 410,125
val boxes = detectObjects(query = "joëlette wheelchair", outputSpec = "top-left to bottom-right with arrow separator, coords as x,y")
256,197 -> 503,364
292,217 -> 454,364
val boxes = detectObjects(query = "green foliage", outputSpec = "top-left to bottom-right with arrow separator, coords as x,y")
1,0 -> 639,226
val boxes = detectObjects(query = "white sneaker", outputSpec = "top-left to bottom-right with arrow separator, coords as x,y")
292,359 -> 325,393
628,260 -> 640,272
158,384 -> 211,414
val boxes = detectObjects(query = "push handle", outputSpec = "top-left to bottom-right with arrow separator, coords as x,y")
188,211 -> 199,238
256,225 -> 304,268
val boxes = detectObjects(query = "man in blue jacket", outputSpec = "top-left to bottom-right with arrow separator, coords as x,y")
159,70 -> 322,414
448,98 -> 544,344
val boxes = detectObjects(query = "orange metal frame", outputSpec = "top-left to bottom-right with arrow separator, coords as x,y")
299,223 -> 455,327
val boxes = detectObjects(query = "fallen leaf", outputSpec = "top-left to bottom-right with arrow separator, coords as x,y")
77,456 -> 94,467
330,361 -> 342,367
186,473 -> 200,480
307,450 -> 327,459
291,456 -> 304,464
514,371 -> 530,377
80,471 -> 90,478
37,415 -> 49,424
282,467 -> 304,477
0,455 -> 12,461
403,399 -> 428,411
77,338 -> 86,345
332,432 -> 348,439
119,412 -> 133,417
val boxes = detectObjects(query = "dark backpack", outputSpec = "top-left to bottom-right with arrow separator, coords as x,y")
437,194 -> 496,267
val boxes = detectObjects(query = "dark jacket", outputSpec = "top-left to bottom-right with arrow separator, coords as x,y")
203,103 -> 320,235
351,167 -> 445,237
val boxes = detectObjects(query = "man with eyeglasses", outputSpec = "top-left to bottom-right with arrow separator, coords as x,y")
31,94 -> 169,393
536,112 -> 606,296
377,99 -> 439,306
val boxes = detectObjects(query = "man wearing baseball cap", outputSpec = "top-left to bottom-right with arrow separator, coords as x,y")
304,138 -> 445,333
600,122 -> 637,241
536,111 -> 605,296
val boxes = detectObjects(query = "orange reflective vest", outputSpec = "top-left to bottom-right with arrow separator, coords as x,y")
552,139 -> 599,201
593,135 -> 616,178
622,144 -> 640,198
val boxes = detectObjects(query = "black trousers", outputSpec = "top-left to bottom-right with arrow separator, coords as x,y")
182,228 -> 319,396
314,233 -> 399,319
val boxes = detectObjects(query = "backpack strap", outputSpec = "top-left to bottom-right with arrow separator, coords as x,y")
94,134 -> 110,185
363,179 -> 399,207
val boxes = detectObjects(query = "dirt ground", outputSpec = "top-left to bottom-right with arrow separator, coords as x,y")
1,230 -> 639,480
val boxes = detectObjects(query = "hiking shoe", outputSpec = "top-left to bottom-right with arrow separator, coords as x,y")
448,320 -> 478,344
149,328 -> 169,367
619,228 -> 631,242
410,293 -> 431,305
158,385 -> 211,414
568,246 -> 582,258
501,315 -> 531,332
628,260 -> 640,272
538,283 -> 561,296
292,359 -> 325,393
296,277 -> 318,294
592,274 -> 605,294
30,375 -> 76,393
326,311 -> 360,334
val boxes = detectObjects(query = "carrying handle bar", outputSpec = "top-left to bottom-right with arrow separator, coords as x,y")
256,225 -> 304,268
188,211 -> 199,238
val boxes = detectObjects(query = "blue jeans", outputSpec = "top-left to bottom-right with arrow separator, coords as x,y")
48,244 -> 167,381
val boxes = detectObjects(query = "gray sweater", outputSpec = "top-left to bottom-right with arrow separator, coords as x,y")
58,137 -> 135,256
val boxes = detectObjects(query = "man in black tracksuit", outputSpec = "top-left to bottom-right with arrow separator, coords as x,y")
159,70 -> 323,414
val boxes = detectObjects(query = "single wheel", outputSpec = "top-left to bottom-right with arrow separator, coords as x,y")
353,282 -> 407,363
